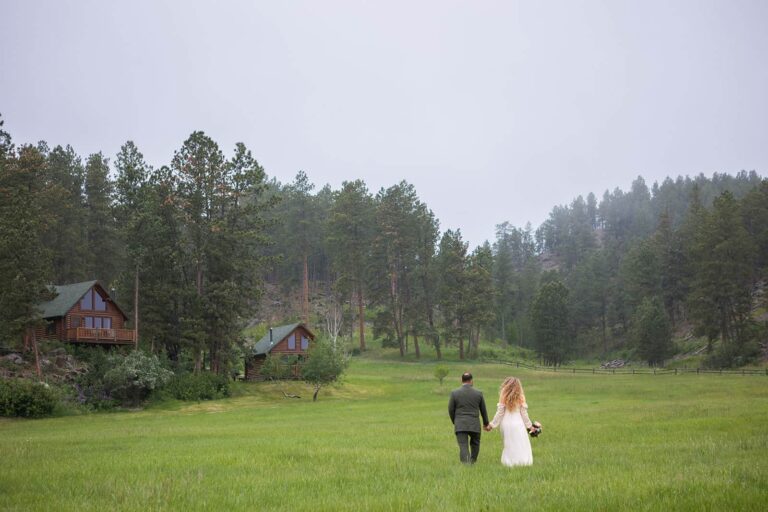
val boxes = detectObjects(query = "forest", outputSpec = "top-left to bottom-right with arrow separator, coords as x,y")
1,113 -> 767,372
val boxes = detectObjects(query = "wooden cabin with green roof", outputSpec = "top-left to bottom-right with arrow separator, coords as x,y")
36,280 -> 135,345
245,323 -> 315,380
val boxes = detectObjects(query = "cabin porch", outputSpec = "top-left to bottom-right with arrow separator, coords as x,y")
65,327 -> 136,345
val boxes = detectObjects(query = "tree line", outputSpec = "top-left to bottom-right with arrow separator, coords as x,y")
1,114 -> 766,371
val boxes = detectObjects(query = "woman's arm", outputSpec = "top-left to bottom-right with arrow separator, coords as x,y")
489,403 -> 505,428
520,403 -> 533,430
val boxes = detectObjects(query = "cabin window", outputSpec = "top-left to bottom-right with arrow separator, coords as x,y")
288,336 -> 296,350
84,317 -> 94,328
301,336 -> 309,350
94,292 -> 107,311
81,289 -> 108,311
90,317 -> 109,329
71,316 -> 80,328
81,291 -> 93,310
46,322 -> 56,335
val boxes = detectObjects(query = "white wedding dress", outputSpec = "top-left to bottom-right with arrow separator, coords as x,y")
489,402 -> 533,467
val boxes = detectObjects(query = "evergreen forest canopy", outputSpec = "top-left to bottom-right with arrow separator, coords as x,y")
1,114 -> 766,371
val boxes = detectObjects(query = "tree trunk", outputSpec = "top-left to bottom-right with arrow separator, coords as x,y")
302,253 -> 309,323
414,333 -> 420,359
501,314 -> 506,344
31,329 -> 42,378
357,287 -> 366,351
313,384 -> 320,402
601,307 -> 607,356
471,327 -> 479,359
348,288 -> 354,342
134,265 -> 139,350
211,342 -> 220,374
195,262 -> 203,373
434,334 -> 442,360
390,271 -> 405,357
459,336 -> 465,360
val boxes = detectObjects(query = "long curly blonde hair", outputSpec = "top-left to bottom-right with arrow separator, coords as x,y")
499,377 -> 526,409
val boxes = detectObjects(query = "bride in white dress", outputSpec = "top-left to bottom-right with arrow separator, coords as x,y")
487,377 -> 534,467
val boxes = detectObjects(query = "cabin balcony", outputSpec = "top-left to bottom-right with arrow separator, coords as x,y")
66,327 -> 136,345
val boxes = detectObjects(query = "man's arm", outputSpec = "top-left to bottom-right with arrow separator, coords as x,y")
448,393 -> 456,424
479,393 -> 489,427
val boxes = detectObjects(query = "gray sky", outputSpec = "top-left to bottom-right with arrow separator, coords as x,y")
2,0 -> 767,247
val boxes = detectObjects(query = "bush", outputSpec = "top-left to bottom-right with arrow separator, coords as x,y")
302,340 -> 348,401
0,379 -> 58,418
434,365 -> 450,386
165,372 -> 231,401
705,341 -> 761,369
103,351 -> 173,407
73,348 -> 117,410
478,346 -> 503,360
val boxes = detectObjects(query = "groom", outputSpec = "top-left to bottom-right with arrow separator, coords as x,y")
448,372 -> 490,464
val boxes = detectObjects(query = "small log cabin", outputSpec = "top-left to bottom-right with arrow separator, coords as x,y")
245,323 -> 315,380
36,280 -> 136,346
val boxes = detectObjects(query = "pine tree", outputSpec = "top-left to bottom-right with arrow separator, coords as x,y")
436,229 -> 469,359
687,191 -> 756,351
0,144 -> 54,347
113,141 -> 151,347
631,297 -> 673,366
464,243 -> 495,358
327,180 -> 375,350
280,171 -> 322,323
43,145 -> 88,283
531,279 -> 570,366
370,182 -> 422,357
84,152 -> 119,283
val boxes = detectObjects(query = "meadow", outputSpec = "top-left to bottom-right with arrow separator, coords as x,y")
1,357 -> 766,511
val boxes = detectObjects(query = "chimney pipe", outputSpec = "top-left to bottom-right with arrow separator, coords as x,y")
269,328 -> 273,342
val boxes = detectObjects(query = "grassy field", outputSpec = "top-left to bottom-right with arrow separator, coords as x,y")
1,357 -> 766,511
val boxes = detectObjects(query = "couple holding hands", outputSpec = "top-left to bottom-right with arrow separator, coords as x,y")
448,372 -> 541,467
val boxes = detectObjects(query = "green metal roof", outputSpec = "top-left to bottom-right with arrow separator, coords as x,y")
252,323 -> 308,356
37,280 -> 128,320
38,281 -> 98,318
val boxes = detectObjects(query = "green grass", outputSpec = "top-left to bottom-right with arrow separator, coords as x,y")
1,359 -> 767,511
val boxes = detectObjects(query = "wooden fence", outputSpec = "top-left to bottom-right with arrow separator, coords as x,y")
487,359 -> 768,376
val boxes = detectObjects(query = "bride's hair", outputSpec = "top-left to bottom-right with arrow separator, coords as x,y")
499,377 -> 526,409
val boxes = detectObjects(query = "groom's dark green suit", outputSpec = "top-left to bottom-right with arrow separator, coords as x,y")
448,382 -> 490,464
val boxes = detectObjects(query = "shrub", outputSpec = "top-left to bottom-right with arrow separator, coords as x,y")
302,340 -> 348,401
478,346 -> 503,360
73,348 -> 117,410
0,379 -> 58,418
103,351 -> 173,407
165,372 -> 231,401
434,365 -> 450,386
705,340 -> 761,369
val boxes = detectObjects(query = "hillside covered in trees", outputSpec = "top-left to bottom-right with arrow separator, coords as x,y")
1,114 -> 766,372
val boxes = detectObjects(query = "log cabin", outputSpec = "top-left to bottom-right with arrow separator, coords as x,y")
245,323 -> 315,380
36,280 -> 136,346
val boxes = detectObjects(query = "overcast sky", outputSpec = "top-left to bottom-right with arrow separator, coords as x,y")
2,1 -> 767,247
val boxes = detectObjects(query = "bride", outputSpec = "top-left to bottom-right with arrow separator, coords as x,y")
486,377 -> 535,466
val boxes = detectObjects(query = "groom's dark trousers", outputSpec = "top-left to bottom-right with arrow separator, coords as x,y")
448,383 -> 489,464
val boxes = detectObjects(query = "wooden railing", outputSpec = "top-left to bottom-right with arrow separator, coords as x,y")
66,327 -> 136,345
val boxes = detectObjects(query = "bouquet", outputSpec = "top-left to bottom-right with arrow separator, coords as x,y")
528,421 -> 543,437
